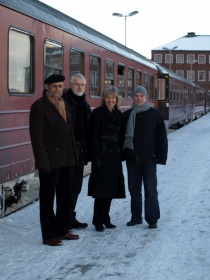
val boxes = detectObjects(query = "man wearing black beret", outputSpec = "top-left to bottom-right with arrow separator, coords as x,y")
29,74 -> 80,246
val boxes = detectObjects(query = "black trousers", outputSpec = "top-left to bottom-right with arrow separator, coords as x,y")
126,159 -> 160,225
69,165 -> 84,222
92,198 -> 112,226
39,166 -> 73,240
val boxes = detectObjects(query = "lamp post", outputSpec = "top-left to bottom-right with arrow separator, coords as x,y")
162,46 -> 178,70
186,59 -> 197,81
112,11 -> 139,46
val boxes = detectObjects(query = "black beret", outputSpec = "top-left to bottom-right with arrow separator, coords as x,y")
44,74 -> 65,84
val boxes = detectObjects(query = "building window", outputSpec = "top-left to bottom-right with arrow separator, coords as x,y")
154,54 -> 162,63
176,70 -> 184,77
176,54 -> 184,63
186,54 -> 196,63
187,70 -> 195,81
70,48 -> 84,78
105,60 -> 114,87
198,71 -> 206,81
165,54 -> 173,64
9,28 -> 34,94
44,40 -> 63,79
198,55 -> 206,64
90,55 -> 100,97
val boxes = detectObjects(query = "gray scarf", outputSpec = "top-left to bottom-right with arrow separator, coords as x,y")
124,101 -> 150,150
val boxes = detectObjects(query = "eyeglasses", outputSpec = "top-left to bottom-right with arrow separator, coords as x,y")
51,84 -> 64,89
72,83 -> 86,87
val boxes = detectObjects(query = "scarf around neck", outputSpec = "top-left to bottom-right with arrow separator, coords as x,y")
47,94 -> 67,122
124,101 -> 150,150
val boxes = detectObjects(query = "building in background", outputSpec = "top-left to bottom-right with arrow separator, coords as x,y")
151,32 -> 210,93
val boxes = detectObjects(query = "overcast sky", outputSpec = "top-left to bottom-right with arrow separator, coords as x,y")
39,0 -> 210,59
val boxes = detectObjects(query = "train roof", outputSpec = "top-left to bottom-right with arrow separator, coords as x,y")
1,0 -> 156,70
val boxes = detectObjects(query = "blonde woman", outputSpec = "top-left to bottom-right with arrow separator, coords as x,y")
88,86 -> 125,231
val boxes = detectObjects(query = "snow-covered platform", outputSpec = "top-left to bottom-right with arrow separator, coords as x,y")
0,113 -> 210,280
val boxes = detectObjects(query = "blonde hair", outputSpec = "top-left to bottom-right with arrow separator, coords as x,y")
100,86 -> 120,107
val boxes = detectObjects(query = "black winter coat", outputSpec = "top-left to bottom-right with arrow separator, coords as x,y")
88,106 -> 125,199
122,107 -> 168,165
29,91 -> 78,170
63,89 -> 91,165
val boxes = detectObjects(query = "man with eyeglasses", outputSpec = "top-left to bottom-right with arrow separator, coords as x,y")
63,73 -> 91,229
29,74 -> 80,246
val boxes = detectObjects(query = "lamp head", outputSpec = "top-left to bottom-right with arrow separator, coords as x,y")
112,13 -> 123,17
129,11 -> 139,17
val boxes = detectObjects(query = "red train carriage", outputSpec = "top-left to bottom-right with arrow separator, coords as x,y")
0,0 -> 208,197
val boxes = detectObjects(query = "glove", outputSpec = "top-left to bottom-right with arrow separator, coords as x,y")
39,168 -> 51,174
94,159 -> 102,170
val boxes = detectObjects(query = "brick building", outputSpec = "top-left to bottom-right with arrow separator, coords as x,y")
151,32 -> 210,93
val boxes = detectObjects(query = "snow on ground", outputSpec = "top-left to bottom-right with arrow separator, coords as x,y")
0,113 -> 210,280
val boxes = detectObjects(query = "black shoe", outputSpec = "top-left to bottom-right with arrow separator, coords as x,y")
127,220 -> 142,226
43,237 -> 63,246
104,222 -> 117,229
95,225 -> 104,232
70,220 -> 88,229
149,223 -> 158,229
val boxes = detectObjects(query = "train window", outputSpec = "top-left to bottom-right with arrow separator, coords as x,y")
143,72 -> 148,92
136,70 -> 142,86
149,75 -> 154,100
128,68 -> 134,98
117,64 -> 125,98
70,48 -> 84,78
105,60 -> 114,87
9,28 -> 34,94
90,55 -> 100,97
44,40 -> 63,79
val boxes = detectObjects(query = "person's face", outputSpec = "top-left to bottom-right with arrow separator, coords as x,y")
104,94 -> 117,111
133,93 -> 147,106
70,77 -> 86,96
46,82 -> 64,100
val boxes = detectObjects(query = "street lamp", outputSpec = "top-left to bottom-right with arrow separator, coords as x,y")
112,11 -> 139,46
186,59 -> 197,81
162,46 -> 178,70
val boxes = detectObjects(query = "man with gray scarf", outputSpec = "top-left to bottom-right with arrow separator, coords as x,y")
122,86 -> 168,229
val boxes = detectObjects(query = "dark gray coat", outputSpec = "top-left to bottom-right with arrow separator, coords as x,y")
29,91 -> 78,170
122,107 -> 168,165
88,106 -> 125,199
63,89 -> 91,165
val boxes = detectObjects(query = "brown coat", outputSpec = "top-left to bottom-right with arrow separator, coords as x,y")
29,91 -> 78,170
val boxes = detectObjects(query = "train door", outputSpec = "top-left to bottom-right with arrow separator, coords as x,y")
156,73 -> 169,120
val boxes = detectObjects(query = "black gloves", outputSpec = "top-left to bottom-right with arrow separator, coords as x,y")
39,168 -> 51,174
